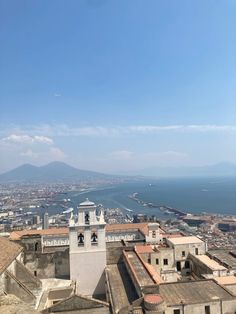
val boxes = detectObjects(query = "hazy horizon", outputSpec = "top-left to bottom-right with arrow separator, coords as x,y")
1,1 -> 236,174
2,160 -> 236,179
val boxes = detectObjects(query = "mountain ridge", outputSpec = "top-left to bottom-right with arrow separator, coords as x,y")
1,161 -> 236,183
0,161 -> 115,183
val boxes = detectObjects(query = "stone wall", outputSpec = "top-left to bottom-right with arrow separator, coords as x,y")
166,301 -> 221,314
22,248 -> 69,279
106,242 -> 126,265
54,248 -> 70,278
0,273 -> 5,295
189,254 -> 227,278
41,295 -> 109,313
15,260 -> 41,290
4,270 -> 36,304
222,298 -> 236,313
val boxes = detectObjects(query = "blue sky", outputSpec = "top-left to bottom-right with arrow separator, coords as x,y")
1,0 -> 236,173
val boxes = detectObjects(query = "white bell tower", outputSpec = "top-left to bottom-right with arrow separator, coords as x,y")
69,199 -> 106,297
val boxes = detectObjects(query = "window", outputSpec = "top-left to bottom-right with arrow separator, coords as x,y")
91,232 -> 97,244
147,258 -> 151,264
195,248 -> 199,255
34,242 -> 39,251
205,305 -> 210,314
156,258 -> 159,265
163,258 -> 168,265
78,233 -> 84,246
152,231 -> 156,238
173,310 -> 180,314
185,260 -> 190,268
34,270 -> 37,277
176,261 -> 181,271
85,212 -> 90,224
182,251 -> 185,257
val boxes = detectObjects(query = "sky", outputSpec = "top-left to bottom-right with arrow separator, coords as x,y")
1,0 -> 236,174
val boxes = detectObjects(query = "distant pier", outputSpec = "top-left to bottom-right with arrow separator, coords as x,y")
128,193 -> 186,217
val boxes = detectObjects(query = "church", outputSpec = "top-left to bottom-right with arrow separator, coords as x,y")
4,199 -> 236,314
69,198 -> 107,297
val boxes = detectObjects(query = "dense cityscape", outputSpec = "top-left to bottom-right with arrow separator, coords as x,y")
1,0 -> 236,313
1,182 -> 236,251
0,178 -> 236,313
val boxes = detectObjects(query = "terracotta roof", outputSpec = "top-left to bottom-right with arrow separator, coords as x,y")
123,251 -> 155,286
10,223 -> 150,241
135,245 -> 153,254
106,223 -> 148,235
144,294 -> 163,304
9,228 -> 69,240
143,261 -> 163,284
0,236 -> 23,274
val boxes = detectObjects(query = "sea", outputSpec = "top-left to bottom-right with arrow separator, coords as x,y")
52,177 -> 236,218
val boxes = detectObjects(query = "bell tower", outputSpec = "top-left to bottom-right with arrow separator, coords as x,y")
69,199 -> 106,297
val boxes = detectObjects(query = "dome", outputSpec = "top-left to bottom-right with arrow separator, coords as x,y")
144,294 -> 165,311
144,294 -> 163,304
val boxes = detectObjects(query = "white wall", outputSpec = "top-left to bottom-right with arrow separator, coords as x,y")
70,250 -> 106,296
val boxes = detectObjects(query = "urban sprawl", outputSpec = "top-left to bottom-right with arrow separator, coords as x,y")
0,182 -> 236,313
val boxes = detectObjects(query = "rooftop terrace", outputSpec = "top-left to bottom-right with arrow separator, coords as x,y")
194,254 -> 227,271
214,276 -> 236,286
208,250 -> 236,269
159,280 -> 234,305
168,236 -> 203,245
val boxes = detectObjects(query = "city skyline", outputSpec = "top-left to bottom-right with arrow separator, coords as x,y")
1,0 -> 236,173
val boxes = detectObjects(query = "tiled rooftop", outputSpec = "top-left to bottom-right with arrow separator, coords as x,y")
106,223 -> 148,235
144,294 -> 163,304
208,250 -> 236,270
159,280 -> 234,305
135,245 -> 153,254
10,222 -> 150,240
123,251 -> 155,287
10,228 -> 69,240
0,236 -> 23,274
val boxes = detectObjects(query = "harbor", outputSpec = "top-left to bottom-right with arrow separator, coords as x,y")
128,192 -> 186,217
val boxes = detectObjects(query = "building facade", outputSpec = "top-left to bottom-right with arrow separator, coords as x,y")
69,199 -> 107,297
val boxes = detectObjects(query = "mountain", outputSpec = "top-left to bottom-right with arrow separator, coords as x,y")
0,162 -> 116,183
2,161 -> 236,183
124,162 -> 236,178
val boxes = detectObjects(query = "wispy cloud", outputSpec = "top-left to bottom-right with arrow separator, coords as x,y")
1,134 -> 53,145
2,124 -> 236,138
20,147 -> 66,160
35,124 -> 236,137
109,150 -> 134,159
